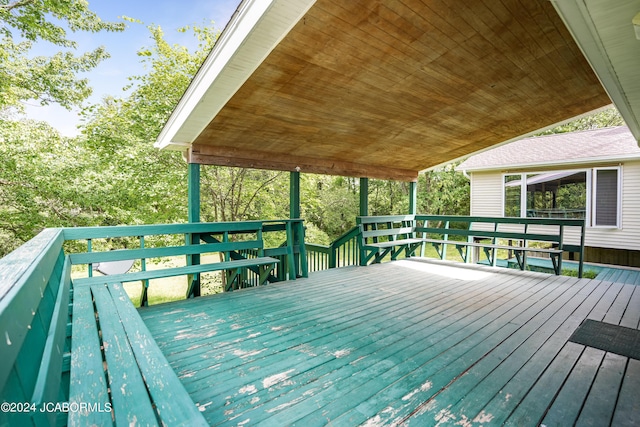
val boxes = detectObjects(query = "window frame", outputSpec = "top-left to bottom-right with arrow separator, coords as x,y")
501,166 -> 621,228
591,166 -> 622,229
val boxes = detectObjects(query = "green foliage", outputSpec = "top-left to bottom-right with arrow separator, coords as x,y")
0,24 -> 220,257
0,0 -> 126,109
200,167 -> 288,223
301,175 -> 359,240
562,268 -> 598,279
0,118 -> 104,254
419,163 -> 470,216
368,179 -> 409,215
537,106 -> 624,135
78,24 -> 222,228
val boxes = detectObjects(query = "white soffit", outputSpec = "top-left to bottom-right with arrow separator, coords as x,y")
155,0 -> 316,150
551,0 -> 640,143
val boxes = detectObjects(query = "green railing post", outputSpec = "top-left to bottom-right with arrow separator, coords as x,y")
296,220 -> 308,277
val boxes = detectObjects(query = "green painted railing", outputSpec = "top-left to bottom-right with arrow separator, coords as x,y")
306,225 -> 361,272
0,219 -> 306,427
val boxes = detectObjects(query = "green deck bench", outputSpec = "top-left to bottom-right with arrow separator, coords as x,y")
0,220 -> 306,426
357,215 -> 424,265
68,282 -> 207,426
69,221 -> 279,302
356,215 -> 585,277
415,215 -> 586,276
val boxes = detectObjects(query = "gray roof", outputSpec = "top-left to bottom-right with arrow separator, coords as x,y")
458,126 -> 640,172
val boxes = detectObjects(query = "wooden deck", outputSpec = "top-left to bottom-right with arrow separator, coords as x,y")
138,258 -> 640,426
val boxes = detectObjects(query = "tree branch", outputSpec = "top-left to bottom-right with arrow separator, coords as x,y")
0,0 -> 34,12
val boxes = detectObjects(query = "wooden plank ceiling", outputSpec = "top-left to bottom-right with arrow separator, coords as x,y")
188,0 -> 610,181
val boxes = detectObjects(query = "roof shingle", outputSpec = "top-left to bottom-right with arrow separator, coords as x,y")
457,126 -> 640,171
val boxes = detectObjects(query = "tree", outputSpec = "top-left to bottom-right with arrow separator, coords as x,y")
79,24 -> 221,229
537,106 -> 624,134
419,163 -> 470,216
0,118 -> 108,255
0,0 -> 126,109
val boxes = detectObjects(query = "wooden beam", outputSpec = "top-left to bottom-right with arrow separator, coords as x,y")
188,144 -> 418,182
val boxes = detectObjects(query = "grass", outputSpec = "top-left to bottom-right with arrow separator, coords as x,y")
71,254 -> 225,307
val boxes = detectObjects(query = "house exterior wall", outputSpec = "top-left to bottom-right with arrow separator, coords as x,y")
468,163 -> 640,266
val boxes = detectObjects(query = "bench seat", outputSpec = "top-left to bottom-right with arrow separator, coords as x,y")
358,216 -> 423,265
364,237 -> 424,249
421,238 -> 563,274
69,282 -> 208,426
74,256 -> 279,292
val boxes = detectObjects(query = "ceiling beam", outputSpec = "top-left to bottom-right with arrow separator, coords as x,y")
187,144 -> 418,182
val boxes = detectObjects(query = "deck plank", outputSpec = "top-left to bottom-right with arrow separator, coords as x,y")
136,259 -> 639,427
502,342 -> 584,427
612,358 -> 640,426
236,273 -> 556,426
542,346 -> 606,426
400,277 -> 599,426
576,352 -> 627,427
620,285 -> 640,329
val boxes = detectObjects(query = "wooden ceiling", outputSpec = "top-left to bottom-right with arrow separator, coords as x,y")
186,0 -> 610,181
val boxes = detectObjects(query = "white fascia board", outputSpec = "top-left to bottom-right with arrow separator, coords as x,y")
459,153 -> 640,173
155,0 -> 316,150
550,0 -> 640,143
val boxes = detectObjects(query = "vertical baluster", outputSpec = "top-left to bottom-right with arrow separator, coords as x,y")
87,238 -> 93,277
140,236 -> 149,306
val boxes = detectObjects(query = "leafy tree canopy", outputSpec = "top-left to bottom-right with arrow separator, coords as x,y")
0,0 -> 126,109
538,106 -> 624,135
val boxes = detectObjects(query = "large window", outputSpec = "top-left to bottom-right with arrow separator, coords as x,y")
503,168 -> 620,227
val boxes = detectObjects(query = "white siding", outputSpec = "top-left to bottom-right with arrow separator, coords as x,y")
469,162 -> 640,251
583,160 -> 640,250
469,172 -> 503,217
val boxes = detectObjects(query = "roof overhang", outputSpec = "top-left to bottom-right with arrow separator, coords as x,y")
460,152 -> 640,173
155,0 -> 317,150
551,0 -> 640,142
156,0 -> 612,181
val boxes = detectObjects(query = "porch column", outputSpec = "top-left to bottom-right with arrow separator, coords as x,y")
188,163 -> 201,223
187,162 -> 201,297
290,171 -> 301,218
360,177 -> 369,216
409,181 -> 417,215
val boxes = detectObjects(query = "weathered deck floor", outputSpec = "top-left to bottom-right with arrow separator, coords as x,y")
138,259 -> 640,426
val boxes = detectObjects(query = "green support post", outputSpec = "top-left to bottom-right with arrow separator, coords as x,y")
188,163 -> 201,222
187,163 -> 201,297
290,171 -> 301,219
290,171 -> 301,277
360,177 -> 369,216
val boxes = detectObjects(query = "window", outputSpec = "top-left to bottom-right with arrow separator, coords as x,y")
504,175 -> 521,217
503,167 -> 620,227
593,168 -> 620,227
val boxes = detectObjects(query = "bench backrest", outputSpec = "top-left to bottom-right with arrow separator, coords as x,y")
415,215 -> 585,248
357,215 -> 416,244
66,221 -> 267,266
0,228 -> 72,427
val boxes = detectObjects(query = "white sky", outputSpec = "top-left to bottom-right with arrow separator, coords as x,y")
22,0 -> 238,136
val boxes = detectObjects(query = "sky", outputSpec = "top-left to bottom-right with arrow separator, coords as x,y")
23,0 -> 239,136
